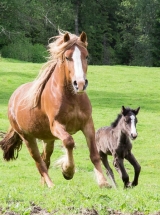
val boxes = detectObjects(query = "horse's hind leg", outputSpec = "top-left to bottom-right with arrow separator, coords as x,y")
41,140 -> 54,185
99,151 -> 117,188
125,152 -> 141,187
23,137 -> 54,188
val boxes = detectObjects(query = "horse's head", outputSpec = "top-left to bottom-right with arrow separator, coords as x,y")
121,106 -> 140,140
63,32 -> 88,94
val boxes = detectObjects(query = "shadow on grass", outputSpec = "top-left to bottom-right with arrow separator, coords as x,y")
89,90 -> 159,112
0,71 -> 36,79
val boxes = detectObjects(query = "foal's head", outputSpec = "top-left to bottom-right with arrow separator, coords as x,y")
63,32 -> 88,94
121,106 -> 140,140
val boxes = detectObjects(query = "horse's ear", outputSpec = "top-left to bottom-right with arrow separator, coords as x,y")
134,107 -> 140,115
121,106 -> 127,116
80,31 -> 87,43
64,33 -> 70,42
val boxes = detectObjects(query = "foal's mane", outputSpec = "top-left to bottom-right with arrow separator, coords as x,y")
111,107 -> 134,128
111,114 -> 122,128
24,30 -> 88,108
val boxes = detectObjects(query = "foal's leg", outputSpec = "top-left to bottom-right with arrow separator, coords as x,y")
82,119 -> 111,188
113,156 -> 130,188
41,140 -> 54,185
125,152 -> 141,187
99,151 -> 116,188
23,137 -> 54,188
51,122 -> 75,180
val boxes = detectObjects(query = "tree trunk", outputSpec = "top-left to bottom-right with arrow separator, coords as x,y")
75,0 -> 79,35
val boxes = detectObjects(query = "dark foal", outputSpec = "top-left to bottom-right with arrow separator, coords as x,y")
96,106 -> 141,188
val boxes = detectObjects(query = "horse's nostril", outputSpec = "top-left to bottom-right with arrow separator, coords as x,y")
83,79 -> 88,90
73,80 -> 77,86
73,80 -> 78,90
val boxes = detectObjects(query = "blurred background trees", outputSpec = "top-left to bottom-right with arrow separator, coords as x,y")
0,0 -> 160,66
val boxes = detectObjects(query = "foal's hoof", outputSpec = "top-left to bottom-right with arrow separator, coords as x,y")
124,182 -> 133,189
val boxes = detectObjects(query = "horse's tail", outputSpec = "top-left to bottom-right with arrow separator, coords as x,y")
0,127 -> 23,161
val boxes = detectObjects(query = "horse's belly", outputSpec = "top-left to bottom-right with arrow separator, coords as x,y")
14,110 -> 53,139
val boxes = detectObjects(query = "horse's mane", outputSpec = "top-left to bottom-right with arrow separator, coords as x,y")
111,114 -> 122,128
24,30 -> 88,108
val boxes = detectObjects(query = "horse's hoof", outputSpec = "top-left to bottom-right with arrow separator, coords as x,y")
99,181 -> 112,188
62,172 -> 73,180
124,182 -> 132,189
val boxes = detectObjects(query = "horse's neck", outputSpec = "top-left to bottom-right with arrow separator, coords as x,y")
114,119 -> 127,144
49,63 -> 74,98
51,64 -> 68,90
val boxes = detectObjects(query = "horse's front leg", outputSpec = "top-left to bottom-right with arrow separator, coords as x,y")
51,121 -> 75,180
82,118 -> 111,188
113,156 -> 130,188
125,152 -> 141,187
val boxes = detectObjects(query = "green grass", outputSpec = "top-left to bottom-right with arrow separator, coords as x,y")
0,58 -> 160,214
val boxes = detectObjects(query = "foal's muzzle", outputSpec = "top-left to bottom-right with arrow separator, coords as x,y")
131,133 -> 138,140
73,79 -> 88,93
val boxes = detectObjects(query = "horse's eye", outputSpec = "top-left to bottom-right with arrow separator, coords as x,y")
66,57 -> 71,61
86,56 -> 88,60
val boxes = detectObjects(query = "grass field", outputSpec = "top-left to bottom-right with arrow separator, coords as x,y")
0,57 -> 160,214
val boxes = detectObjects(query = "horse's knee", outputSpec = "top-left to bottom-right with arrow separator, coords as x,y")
63,136 -> 75,149
90,153 -> 101,165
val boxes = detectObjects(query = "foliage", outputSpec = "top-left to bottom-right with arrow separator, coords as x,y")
0,59 -> 160,214
1,38 -> 47,63
0,0 -> 160,65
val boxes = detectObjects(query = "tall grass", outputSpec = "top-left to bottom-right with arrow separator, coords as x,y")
0,58 -> 160,214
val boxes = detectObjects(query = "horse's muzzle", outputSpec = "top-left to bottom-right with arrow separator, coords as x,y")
73,79 -> 88,93
131,133 -> 138,140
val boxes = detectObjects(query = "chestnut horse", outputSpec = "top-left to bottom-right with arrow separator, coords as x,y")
0,31 -> 110,188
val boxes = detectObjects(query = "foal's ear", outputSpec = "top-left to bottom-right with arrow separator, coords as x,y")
64,32 -> 70,42
134,107 -> 140,115
121,106 -> 128,116
80,31 -> 87,43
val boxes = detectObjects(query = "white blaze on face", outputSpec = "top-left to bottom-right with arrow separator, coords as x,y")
72,46 -> 84,81
130,115 -> 137,135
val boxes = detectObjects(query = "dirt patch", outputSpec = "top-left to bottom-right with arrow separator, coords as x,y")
1,205 -> 160,215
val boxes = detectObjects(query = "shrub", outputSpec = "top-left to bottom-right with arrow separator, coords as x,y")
32,44 -> 48,63
1,38 -> 48,63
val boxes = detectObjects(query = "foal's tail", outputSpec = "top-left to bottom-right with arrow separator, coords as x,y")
0,127 -> 23,161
